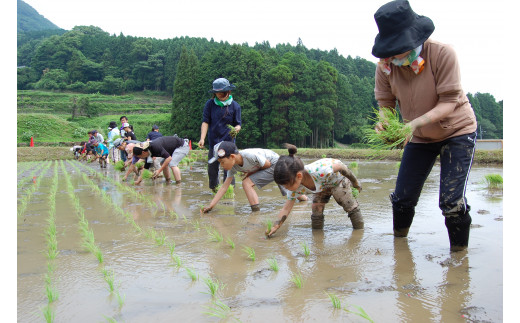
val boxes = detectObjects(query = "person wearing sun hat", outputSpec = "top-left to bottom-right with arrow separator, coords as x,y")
372,0 -> 477,251
198,78 -> 242,193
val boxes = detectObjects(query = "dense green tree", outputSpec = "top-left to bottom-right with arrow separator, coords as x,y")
171,46 -> 202,139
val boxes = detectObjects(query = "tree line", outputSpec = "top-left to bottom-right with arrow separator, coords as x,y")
17,25 -> 503,147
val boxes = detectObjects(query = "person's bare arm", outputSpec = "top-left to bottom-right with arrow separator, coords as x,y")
198,122 -> 209,148
333,163 -> 362,192
201,177 -> 233,213
266,199 -> 296,237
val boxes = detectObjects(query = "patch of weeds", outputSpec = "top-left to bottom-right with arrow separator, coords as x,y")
242,245 -> 256,261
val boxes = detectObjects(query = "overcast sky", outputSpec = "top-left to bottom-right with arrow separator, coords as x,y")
19,0 -> 508,101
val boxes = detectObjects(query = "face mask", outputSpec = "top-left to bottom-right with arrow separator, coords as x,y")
391,44 -> 423,67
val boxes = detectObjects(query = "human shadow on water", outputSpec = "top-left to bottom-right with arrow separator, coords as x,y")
392,238 -> 434,321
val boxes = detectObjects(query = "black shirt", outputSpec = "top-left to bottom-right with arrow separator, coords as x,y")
126,131 -> 137,141
148,136 -> 184,159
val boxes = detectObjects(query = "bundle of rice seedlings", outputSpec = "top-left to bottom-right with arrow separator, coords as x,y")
484,174 -> 503,189
141,169 -> 153,180
134,161 -> 145,169
114,160 -> 125,172
227,124 -> 238,139
351,187 -> 359,198
223,184 -> 234,199
363,107 -> 412,150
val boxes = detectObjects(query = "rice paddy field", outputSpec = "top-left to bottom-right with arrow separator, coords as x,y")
16,158 -> 503,322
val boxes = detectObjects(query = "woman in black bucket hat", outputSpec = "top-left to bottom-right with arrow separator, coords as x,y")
198,78 -> 242,192
372,0 -> 478,252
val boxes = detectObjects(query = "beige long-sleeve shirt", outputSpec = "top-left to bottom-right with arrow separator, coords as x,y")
374,39 -> 477,143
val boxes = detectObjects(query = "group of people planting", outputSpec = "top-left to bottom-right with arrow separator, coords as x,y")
73,1 -> 479,252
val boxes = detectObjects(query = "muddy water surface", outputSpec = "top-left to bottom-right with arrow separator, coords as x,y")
17,159 -> 503,322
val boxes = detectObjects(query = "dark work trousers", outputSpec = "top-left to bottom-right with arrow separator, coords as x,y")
120,149 -> 127,162
391,131 -> 477,230
207,144 -> 235,190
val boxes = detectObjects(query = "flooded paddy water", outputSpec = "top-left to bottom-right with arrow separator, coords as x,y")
17,158 -> 503,322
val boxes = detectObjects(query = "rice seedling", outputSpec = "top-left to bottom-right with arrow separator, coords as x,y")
114,160 -> 125,172
326,292 -> 341,309
289,272 -> 304,288
115,289 -> 125,308
141,169 -> 153,180
134,161 -> 145,169
344,304 -> 374,323
185,266 -> 198,281
207,226 -> 223,242
103,316 -> 118,323
265,220 -> 273,234
41,305 -> 54,323
266,256 -> 279,272
168,241 -> 176,255
169,210 -> 179,220
225,237 -> 235,249
202,276 -> 225,297
351,187 -> 359,198
203,299 -> 240,322
94,248 -> 104,263
102,268 -> 115,292
203,298 -> 231,319
192,220 -> 201,230
242,245 -> 256,261
301,242 -> 310,257
348,161 -> 358,169
171,253 -> 183,268
363,107 -> 412,151
154,230 -> 166,246
45,284 -> 59,303
227,124 -> 238,138
484,174 -> 503,189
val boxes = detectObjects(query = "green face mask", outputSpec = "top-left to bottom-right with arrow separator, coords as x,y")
214,95 -> 233,107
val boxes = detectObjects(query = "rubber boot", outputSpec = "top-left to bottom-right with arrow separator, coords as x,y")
445,212 -> 472,252
393,205 -> 414,237
250,204 -> 260,212
311,212 -> 324,229
348,207 -> 364,229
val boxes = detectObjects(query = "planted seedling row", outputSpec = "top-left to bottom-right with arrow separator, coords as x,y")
59,161 -> 125,313
17,161 -> 52,217
70,161 -> 242,319
41,162 -> 60,323
17,161 -> 50,189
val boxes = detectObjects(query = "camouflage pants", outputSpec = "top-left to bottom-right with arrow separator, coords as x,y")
311,178 -> 363,229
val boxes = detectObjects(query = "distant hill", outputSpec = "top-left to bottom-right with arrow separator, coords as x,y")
17,0 -> 60,33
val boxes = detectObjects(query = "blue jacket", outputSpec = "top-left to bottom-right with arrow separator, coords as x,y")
202,99 -> 241,148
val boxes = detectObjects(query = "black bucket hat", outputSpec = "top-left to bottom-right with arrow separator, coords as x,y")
208,78 -> 236,93
371,0 -> 435,58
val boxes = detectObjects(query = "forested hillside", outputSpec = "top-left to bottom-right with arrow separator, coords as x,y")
17,0 -> 61,33
17,22 -> 503,147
